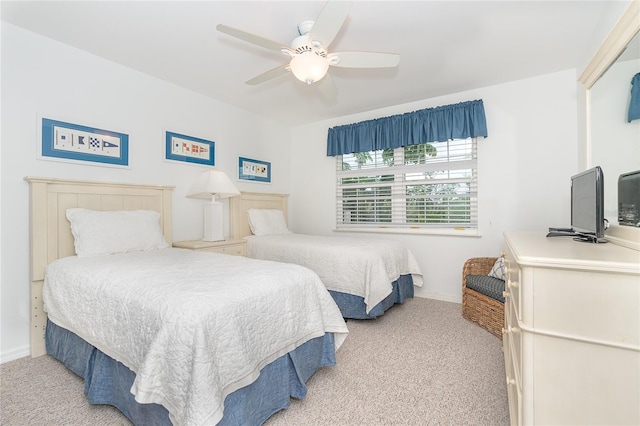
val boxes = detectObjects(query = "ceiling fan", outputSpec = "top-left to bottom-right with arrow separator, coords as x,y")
216,0 -> 400,98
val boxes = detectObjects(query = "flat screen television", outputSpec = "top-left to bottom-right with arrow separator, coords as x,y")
618,169 -> 640,227
571,166 -> 607,243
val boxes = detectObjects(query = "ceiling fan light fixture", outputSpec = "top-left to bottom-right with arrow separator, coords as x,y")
289,52 -> 329,85
218,1 -> 399,93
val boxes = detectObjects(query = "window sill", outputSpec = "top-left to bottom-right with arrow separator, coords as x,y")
332,227 -> 481,237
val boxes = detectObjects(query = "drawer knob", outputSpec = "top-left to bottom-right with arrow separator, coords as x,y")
503,291 -> 510,299
508,281 -> 519,289
506,376 -> 516,386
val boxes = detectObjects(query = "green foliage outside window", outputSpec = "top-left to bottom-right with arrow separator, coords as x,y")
337,139 -> 476,228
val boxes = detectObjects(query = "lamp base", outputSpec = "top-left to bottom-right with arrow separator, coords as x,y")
203,201 -> 224,242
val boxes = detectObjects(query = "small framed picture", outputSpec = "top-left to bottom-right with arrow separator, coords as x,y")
165,131 -> 215,166
40,118 -> 129,167
238,156 -> 271,183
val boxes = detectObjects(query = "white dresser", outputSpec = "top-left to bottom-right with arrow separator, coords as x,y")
502,231 -> 640,425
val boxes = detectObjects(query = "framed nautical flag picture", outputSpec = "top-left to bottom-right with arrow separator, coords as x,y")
165,131 -> 215,166
238,156 -> 271,183
40,118 -> 129,167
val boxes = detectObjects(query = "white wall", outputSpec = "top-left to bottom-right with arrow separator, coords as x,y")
576,0 -> 633,75
289,69 -> 579,302
0,23 -> 290,362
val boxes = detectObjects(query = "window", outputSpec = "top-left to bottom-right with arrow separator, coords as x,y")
336,138 -> 477,232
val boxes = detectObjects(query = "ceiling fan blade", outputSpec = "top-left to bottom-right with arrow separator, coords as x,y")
316,73 -> 338,98
308,0 -> 352,49
217,24 -> 285,52
329,51 -> 400,68
245,65 -> 290,85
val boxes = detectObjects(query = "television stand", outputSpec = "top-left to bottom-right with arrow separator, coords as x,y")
546,227 -> 578,238
503,231 -> 639,425
548,227 -> 574,233
573,233 -> 608,244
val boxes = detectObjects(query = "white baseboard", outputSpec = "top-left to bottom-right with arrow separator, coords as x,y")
0,345 -> 30,364
414,292 -> 462,304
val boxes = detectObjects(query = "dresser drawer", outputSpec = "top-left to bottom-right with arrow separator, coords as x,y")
503,250 -> 522,322
506,297 -> 523,389
504,333 -> 522,426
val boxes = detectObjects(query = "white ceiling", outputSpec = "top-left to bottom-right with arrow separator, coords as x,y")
1,1 -> 611,126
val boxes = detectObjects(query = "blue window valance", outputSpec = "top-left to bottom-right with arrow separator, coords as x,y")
327,99 -> 488,156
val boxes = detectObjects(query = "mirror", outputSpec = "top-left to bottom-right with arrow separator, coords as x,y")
591,31 -> 640,223
580,1 -> 640,247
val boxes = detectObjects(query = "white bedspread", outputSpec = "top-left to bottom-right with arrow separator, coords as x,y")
43,248 -> 348,426
245,234 -> 423,313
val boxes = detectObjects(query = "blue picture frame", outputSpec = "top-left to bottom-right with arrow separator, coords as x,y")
41,118 -> 129,166
238,156 -> 271,183
165,131 -> 215,166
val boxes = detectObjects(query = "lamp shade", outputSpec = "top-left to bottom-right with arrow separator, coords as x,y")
187,170 -> 240,201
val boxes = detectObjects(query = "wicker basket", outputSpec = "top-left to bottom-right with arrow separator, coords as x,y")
462,257 -> 504,339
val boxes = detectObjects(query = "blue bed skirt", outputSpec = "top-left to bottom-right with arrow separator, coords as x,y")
46,319 -> 336,426
329,274 -> 414,319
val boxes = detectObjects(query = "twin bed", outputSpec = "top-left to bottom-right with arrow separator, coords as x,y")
27,178 -> 422,425
229,192 -> 423,319
26,177 -> 348,426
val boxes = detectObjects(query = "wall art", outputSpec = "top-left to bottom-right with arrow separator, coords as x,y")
40,118 -> 129,167
165,131 -> 215,166
238,156 -> 271,183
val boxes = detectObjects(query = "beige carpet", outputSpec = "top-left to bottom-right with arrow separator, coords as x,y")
0,298 -> 509,425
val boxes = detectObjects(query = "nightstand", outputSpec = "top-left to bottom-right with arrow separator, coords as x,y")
173,239 -> 247,256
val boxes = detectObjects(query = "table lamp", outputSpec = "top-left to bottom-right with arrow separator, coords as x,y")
187,170 -> 240,241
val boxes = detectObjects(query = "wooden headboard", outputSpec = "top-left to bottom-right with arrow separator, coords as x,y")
24,177 -> 174,357
229,192 -> 289,239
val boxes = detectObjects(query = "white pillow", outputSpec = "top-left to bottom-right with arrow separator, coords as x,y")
66,208 -> 169,257
247,209 -> 291,236
488,257 -> 506,281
